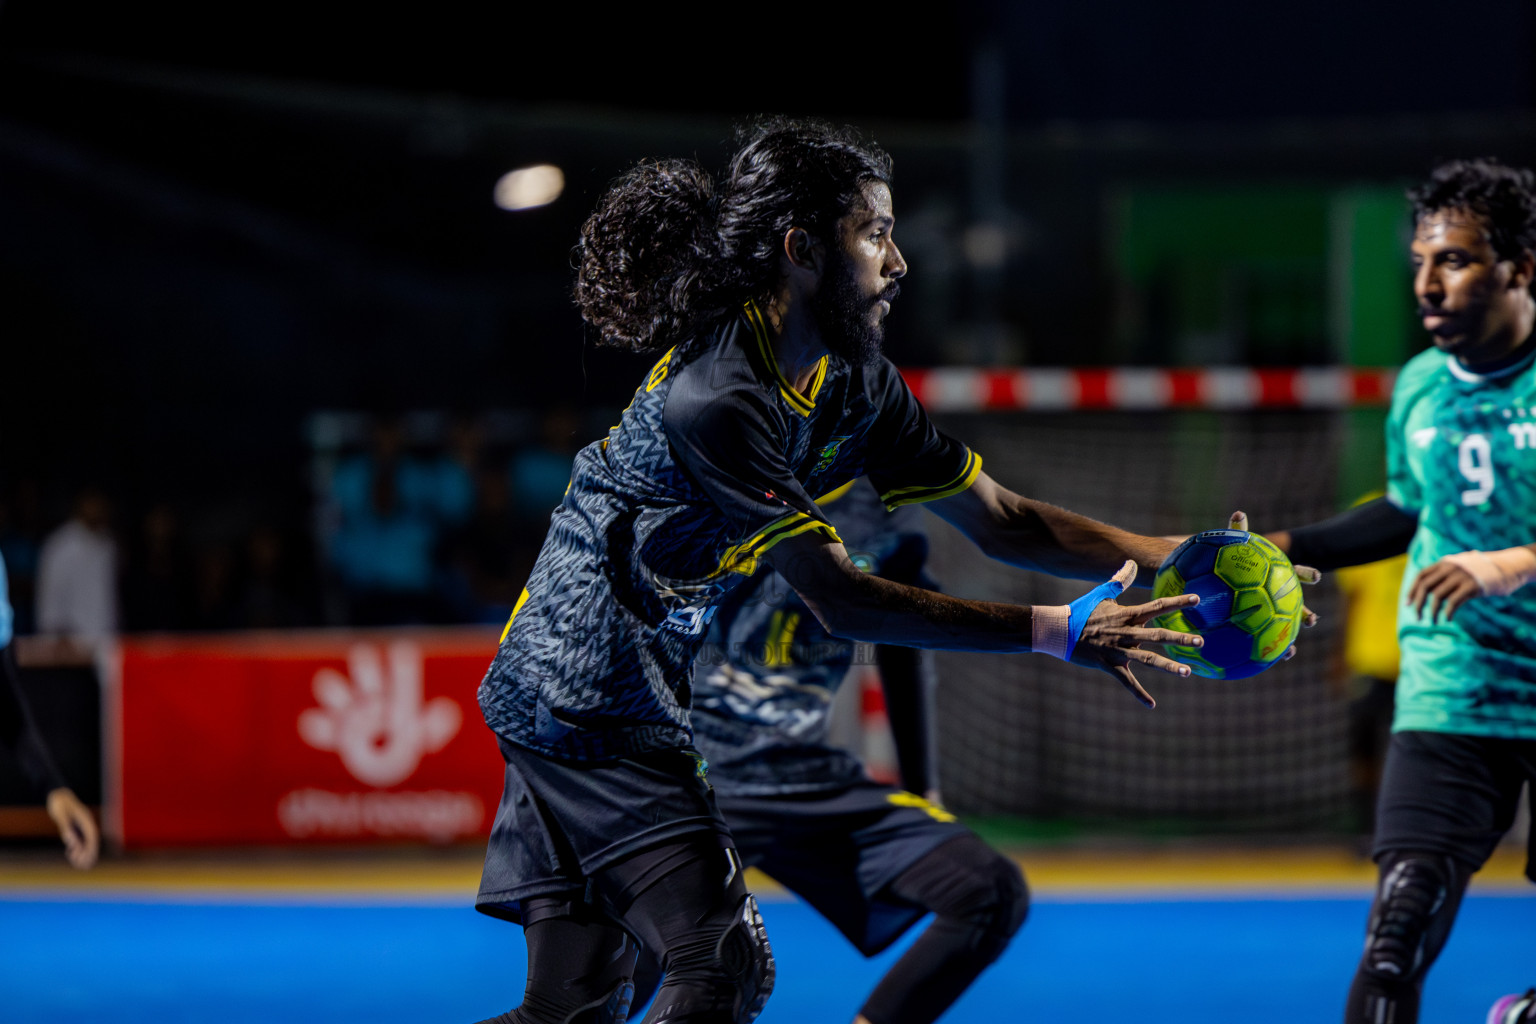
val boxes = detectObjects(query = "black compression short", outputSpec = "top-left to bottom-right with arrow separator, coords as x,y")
1373,730 -> 1536,880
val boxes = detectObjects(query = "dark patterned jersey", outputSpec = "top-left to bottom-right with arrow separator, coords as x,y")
478,302 -> 980,761
690,478 -> 932,794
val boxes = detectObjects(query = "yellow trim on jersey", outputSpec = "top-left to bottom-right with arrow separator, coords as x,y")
880,449 -> 984,509
743,300 -> 827,417
499,588 -> 531,644
716,510 -> 841,577
815,479 -> 858,504
606,346 -> 680,450
645,347 -> 676,392
762,609 -> 802,668
886,791 -> 958,823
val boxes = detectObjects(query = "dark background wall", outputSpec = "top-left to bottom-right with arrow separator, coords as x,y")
2,0 -> 1535,617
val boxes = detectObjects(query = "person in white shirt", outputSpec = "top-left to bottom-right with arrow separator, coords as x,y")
36,488 -> 118,642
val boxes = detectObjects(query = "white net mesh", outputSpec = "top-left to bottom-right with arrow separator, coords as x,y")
925,411 -> 1352,831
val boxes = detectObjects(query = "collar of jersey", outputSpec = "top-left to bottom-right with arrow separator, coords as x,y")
742,300 -> 827,417
1446,343 -> 1536,384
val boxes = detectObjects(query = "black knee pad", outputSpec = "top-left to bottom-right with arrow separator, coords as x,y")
474,979 -> 633,1024
961,855 -> 1029,963
895,837 -> 1030,961
645,893 -> 776,1024
989,857 -> 1031,937
580,978 -> 635,1024
715,892 -> 775,1023
1361,853 -> 1455,983
491,920 -> 642,1024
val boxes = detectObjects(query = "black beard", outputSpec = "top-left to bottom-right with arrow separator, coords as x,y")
812,256 -> 886,365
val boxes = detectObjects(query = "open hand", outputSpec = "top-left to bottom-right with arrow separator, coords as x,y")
1069,561 -> 1204,709
1408,558 -> 1480,622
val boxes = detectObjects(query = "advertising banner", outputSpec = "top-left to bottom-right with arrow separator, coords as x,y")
111,629 -> 505,847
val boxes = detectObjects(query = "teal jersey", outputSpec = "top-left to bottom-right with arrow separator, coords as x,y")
1385,344 -> 1536,737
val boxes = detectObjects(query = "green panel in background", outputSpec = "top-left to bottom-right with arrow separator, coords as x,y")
1109,186 -> 1332,365
1110,183 -> 1420,514
1329,188 -> 1415,367
1115,188 -> 1331,275
1329,188 -> 1416,507
1339,407 -> 1388,508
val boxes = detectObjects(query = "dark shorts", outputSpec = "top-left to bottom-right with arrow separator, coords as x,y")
476,737 -> 732,924
716,779 -> 973,955
1372,730 -> 1536,882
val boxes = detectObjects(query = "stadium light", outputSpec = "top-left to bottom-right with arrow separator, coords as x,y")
493,164 -> 565,211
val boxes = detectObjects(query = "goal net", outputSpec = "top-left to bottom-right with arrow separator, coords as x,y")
909,366 -> 1394,834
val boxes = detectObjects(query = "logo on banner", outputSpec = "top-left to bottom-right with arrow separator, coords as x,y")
297,641 -> 462,787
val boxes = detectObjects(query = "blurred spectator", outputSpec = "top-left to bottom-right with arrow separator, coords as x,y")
239,525 -> 308,629
509,406 -> 584,527
121,501 -> 195,632
36,487 -> 118,643
313,411 -> 581,626
443,465 -> 525,623
434,415 -> 480,525
333,419 -> 474,529
327,420 -> 451,625
192,542 -> 241,631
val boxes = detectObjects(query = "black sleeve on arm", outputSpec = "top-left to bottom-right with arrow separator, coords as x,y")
862,360 -> 981,509
0,643 -> 68,796
877,644 -> 937,796
1285,497 -> 1418,571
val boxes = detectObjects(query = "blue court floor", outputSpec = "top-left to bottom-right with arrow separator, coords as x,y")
0,889 -> 1530,1023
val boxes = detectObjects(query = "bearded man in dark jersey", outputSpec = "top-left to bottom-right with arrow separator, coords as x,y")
469,118 -> 1211,1024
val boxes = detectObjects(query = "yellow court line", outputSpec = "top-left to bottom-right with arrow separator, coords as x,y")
0,847 -> 1529,900
1016,846 -> 1532,894
0,859 -> 481,895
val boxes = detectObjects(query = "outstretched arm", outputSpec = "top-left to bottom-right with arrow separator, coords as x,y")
1266,497 -> 1417,572
1273,496 -> 1536,620
920,472 -> 1177,587
763,533 -> 1201,707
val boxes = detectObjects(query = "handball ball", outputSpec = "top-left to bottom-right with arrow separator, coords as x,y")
1152,530 -> 1303,679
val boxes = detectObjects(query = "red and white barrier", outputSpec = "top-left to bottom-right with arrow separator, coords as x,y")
899,367 -> 1398,412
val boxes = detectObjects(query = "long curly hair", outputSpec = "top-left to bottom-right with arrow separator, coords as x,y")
575,117 -> 893,353
1410,158 -> 1536,264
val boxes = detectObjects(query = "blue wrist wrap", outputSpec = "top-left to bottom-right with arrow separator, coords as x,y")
1064,575 -> 1130,656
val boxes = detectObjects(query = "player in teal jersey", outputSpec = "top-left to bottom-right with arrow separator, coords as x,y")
1270,159 -> 1536,1024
